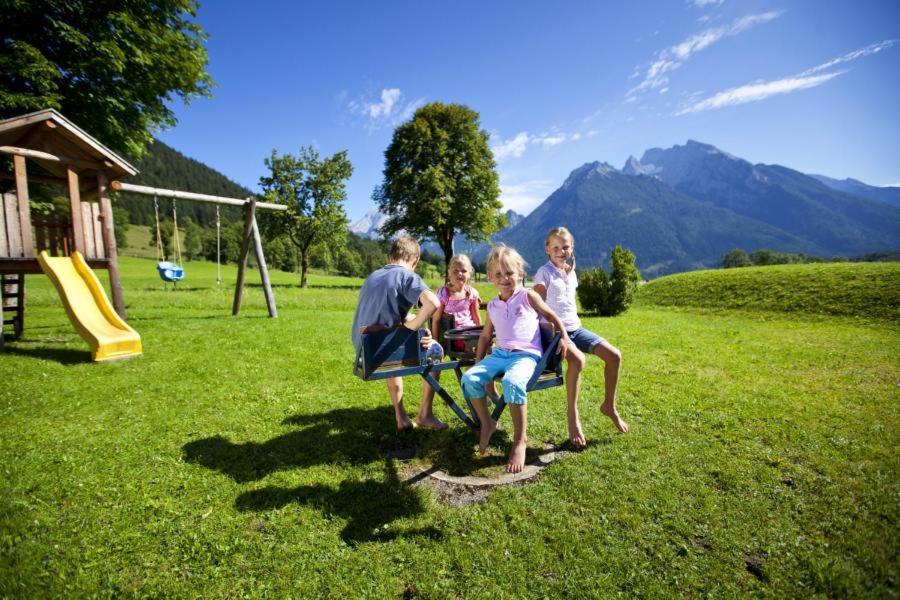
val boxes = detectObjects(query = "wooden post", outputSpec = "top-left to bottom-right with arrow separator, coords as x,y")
13,155 -> 34,256
232,197 -> 257,316
67,166 -> 85,255
97,172 -> 125,317
251,214 -> 277,318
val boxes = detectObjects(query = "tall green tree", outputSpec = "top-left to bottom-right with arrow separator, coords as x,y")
259,148 -> 352,288
0,1 -> 213,159
374,102 -> 503,271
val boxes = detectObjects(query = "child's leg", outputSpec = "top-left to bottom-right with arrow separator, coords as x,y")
461,353 -> 508,452
592,341 -> 628,433
499,354 -> 538,473
507,404 -> 527,473
564,344 -> 587,447
416,373 -> 447,430
385,376 -> 413,430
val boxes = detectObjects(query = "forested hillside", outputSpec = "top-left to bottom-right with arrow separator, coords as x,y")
116,139 -> 248,227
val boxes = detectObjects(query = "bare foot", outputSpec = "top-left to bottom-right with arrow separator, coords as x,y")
568,419 -> 587,448
415,415 -> 448,431
601,402 -> 629,433
507,440 -> 527,473
478,418 -> 498,454
396,415 -> 416,431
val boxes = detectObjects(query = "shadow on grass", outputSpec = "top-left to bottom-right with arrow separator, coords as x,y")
246,282 -> 361,290
235,458 -> 442,545
183,406 -> 415,483
184,406 -> 442,544
1,344 -> 91,365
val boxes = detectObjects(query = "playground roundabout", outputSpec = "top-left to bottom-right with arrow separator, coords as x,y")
393,444 -> 572,506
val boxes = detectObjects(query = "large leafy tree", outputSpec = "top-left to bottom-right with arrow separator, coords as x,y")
374,102 -> 503,271
0,0 -> 213,159
259,148 -> 352,288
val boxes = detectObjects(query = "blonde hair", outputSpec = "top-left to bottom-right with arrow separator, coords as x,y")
449,253 -> 473,273
545,226 -> 574,247
389,235 -> 420,262
486,245 -> 525,277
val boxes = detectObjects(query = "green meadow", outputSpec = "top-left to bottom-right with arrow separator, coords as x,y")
1,258 -> 898,597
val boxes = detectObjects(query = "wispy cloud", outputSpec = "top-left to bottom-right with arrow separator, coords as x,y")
676,72 -> 843,114
491,130 -> 586,161
691,0 -> 724,6
798,39 -> 896,76
492,132 -> 530,160
347,88 -> 425,132
499,178 -> 553,214
628,11 -> 782,98
677,39 -> 896,115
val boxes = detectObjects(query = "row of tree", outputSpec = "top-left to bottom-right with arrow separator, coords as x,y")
721,248 -> 844,268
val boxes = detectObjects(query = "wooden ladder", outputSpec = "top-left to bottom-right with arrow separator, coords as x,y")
1,274 -> 25,346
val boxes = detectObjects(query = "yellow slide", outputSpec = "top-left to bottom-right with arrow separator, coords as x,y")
37,251 -> 142,362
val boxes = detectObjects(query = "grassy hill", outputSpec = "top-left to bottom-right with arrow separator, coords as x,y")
636,262 -> 900,321
1,259 -> 897,596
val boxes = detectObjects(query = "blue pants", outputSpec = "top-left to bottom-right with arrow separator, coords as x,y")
461,348 -> 538,406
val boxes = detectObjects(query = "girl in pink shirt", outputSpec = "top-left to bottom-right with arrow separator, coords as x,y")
432,254 -> 482,350
461,246 -> 569,473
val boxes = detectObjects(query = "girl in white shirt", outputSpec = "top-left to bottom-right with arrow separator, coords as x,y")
533,227 -> 628,446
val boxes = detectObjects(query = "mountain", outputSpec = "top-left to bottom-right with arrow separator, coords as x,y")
808,174 -> 900,209
349,207 -> 525,263
500,162 -> 820,278
350,207 -> 389,238
117,139 -> 250,226
629,140 -> 900,257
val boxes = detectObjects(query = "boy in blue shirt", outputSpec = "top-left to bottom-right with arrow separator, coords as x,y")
351,236 -> 446,431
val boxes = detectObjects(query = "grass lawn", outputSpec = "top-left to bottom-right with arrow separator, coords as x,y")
1,257 -> 898,596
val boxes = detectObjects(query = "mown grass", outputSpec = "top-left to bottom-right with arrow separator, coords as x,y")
636,262 -> 900,320
1,257 -> 898,597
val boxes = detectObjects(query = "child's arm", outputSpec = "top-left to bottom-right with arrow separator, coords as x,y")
469,290 -> 482,326
527,289 -> 570,358
532,283 -> 548,301
403,290 -> 440,331
431,304 -> 444,340
474,316 -> 494,361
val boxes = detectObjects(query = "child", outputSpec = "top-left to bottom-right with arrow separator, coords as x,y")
351,235 -> 446,431
532,227 -> 628,446
432,253 -> 482,349
461,245 -> 569,473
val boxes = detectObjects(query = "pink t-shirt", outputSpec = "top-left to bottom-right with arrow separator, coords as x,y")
438,285 -> 480,328
487,288 -> 542,358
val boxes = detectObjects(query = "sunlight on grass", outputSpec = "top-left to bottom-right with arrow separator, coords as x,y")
1,258 -> 897,596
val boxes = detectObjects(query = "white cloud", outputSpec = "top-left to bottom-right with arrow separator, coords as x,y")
677,71 -> 843,114
491,132 -> 531,161
533,133 -> 567,147
677,39 -> 897,115
691,0 -> 724,6
628,11 -> 782,98
347,88 -> 424,131
499,178 -> 553,214
798,39 -> 896,77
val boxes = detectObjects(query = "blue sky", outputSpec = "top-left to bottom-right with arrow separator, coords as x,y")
158,0 -> 900,222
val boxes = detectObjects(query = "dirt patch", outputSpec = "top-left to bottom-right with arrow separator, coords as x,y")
743,553 -> 769,582
400,445 -> 571,506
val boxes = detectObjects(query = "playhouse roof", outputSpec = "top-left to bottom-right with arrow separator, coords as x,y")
0,109 -> 138,179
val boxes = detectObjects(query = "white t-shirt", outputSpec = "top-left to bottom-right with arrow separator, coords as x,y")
533,261 -> 581,331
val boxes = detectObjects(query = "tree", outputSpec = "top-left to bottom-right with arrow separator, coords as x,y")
374,102 -> 503,272
0,1 -> 213,159
259,147 -> 352,288
721,248 -> 752,268
577,246 -> 641,316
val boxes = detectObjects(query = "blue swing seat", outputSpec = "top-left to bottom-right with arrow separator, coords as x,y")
157,261 -> 185,282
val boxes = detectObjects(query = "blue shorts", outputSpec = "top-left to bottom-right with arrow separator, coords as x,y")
460,348 -> 539,406
568,328 -> 605,354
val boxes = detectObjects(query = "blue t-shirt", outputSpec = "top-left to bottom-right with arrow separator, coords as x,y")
351,264 -> 430,351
